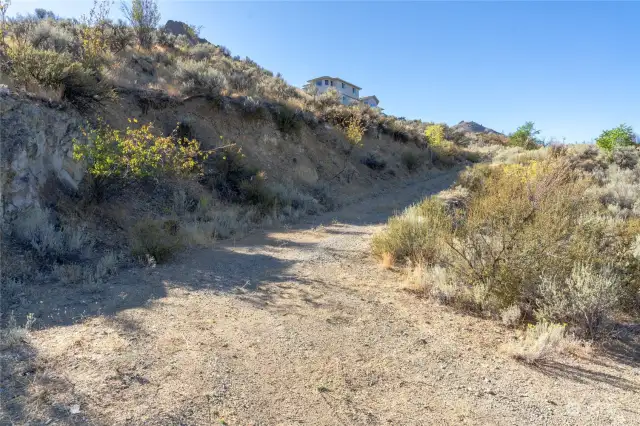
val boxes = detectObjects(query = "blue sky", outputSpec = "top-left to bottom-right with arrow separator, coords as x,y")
9,1 -> 640,142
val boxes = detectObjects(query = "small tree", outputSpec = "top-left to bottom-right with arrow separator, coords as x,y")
80,0 -> 112,69
121,0 -> 160,49
73,118 -> 207,201
510,121 -> 541,150
425,124 -> 445,146
595,124 -> 637,154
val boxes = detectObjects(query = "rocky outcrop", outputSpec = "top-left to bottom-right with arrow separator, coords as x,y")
163,20 -> 209,45
0,91 -> 85,212
452,121 -> 501,135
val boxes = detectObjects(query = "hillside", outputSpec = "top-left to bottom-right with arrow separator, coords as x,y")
1,5 -> 639,426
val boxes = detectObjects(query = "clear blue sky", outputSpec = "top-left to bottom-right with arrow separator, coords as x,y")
10,1 -> 640,142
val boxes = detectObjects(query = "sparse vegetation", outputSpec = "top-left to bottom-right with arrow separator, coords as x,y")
401,151 -> 421,171
374,146 -> 640,337
130,218 -> 183,263
121,0 -> 160,48
503,321 -> 569,363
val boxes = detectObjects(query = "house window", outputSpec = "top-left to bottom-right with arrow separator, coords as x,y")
330,80 -> 334,86
316,80 -> 322,86
342,96 -> 347,103
352,88 -> 356,94
324,80 -> 329,85
341,82 -> 345,88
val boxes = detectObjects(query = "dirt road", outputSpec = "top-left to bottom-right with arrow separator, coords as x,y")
4,169 -> 639,425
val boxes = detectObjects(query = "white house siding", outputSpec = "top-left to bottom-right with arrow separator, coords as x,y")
311,78 -> 359,104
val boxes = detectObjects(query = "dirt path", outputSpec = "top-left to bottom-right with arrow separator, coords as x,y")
6,169 -> 640,425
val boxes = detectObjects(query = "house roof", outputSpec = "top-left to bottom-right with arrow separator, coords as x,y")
361,95 -> 380,104
307,76 -> 362,90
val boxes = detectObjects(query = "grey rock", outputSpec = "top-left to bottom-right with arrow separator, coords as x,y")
0,93 -> 86,213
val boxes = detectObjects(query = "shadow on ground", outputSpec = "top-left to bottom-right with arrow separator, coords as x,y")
4,169 -> 461,332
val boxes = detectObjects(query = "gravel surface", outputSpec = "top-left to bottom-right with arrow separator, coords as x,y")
7,169 -> 639,425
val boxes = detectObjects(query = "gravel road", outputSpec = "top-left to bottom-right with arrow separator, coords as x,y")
15,168 -> 640,425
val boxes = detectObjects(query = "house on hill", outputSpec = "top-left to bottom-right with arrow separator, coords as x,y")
360,96 -> 380,108
306,76 -> 381,109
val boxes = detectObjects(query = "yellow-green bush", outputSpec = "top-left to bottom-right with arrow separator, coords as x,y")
371,197 -> 451,265
73,119 -> 207,201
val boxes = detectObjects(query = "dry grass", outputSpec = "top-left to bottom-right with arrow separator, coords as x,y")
380,252 -> 394,269
0,312 -> 35,350
502,321 -> 568,364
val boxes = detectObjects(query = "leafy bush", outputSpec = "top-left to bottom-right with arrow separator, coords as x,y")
7,45 -> 73,89
596,124 -> 637,153
121,0 -> 160,48
375,156 -> 639,335
175,58 -> 228,98
130,218 -> 183,263
425,124 -> 445,146
73,119 -> 207,201
509,121 -> 541,150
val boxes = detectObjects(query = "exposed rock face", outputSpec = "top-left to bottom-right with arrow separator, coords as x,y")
163,20 -> 209,45
0,92 -> 85,212
452,121 -> 501,135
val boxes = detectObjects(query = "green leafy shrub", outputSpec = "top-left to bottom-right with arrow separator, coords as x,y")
73,119 -> 207,201
596,124 -> 637,154
7,45 -> 73,89
30,20 -> 75,53
130,218 -> 183,263
509,121 -> 541,150
425,124 -> 445,146
375,157 -> 638,335
121,0 -> 160,48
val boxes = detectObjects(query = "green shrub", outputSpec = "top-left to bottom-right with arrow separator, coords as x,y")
537,263 -> 622,337
7,45 -> 73,89
596,124 -> 637,154
121,0 -> 160,49
509,121 -> 541,150
272,105 -> 300,134
425,124 -> 445,146
375,157 -> 638,336
401,151 -> 421,171
371,197 -> 451,265
30,20 -> 75,53
130,218 -> 183,263
175,58 -> 228,98
74,119 -> 207,201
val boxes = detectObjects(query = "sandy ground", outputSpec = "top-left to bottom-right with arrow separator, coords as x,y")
2,169 -> 639,425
